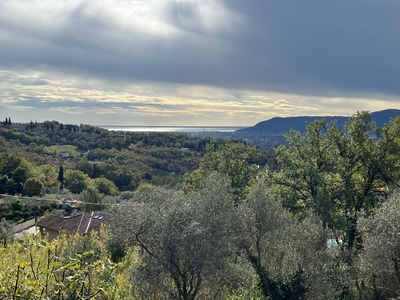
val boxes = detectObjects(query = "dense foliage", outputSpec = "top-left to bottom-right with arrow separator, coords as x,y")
0,233 -> 134,299
0,120 -> 274,194
3,112 -> 400,299
0,198 -> 57,222
267,112 -> 400,250
110,174 -> 242,299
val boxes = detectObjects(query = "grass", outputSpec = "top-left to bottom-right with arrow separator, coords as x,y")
43,145 -> 81,156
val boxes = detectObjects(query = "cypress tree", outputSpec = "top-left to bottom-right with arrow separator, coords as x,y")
58,166 -> 64,190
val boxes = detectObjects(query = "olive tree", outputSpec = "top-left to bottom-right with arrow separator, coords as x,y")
239,181 -> 338,299
110,173 -> 240,300
357,190 -> 400,299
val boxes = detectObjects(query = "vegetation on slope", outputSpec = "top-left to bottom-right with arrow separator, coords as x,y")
3,112 -> 400,298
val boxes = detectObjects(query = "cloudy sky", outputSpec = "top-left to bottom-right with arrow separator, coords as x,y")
1,0 -> 400,126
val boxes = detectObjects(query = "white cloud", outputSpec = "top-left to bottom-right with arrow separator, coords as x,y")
1,1 -> 400,125
2,69 -> 399,126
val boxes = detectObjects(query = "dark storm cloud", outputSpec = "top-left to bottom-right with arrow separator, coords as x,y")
220,0 -> 400,96
1,0 -> 400,101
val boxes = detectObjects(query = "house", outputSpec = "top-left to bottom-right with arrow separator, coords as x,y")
36,210 -> 111,241
58,151 -> 70,158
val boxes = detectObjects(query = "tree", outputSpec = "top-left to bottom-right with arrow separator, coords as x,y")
22,178 -> 44,197
37,164 -> 58,187
83,186 -> 105,211
267,112 -> 400,250
135,182 -> 153,194
110,173 -> 240,299
109,168 -> 140,191
75,139 -> 88,151
357,191 -> 400,299
76,161 -> 94,177
0,153 -> 35,194
0,219 -> 14,246
184,142 -> 259,203
63,169 -> 90,194
94,176 -> 118,196
239,181 -> 339,299
239,181 -> 290,299
27,142 -> 37,153
58,166 -> 64,190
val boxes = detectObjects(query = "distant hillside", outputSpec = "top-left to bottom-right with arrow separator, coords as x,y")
238,109 -> 400,134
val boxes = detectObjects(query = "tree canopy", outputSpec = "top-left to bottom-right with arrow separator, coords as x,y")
0,153 -> 35,195
63,169 -> 91,194
267,111 -> 400,250
110,173 -> 240,299
184,142 -> 259,203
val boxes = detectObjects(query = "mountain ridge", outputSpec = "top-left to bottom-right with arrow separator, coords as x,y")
238,109 -> 400,134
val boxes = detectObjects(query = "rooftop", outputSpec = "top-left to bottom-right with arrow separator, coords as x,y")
36,210 -> 112,235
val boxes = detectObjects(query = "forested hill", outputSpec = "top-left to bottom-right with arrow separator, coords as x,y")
0,119 -> 276,196
238,109 -> 400,134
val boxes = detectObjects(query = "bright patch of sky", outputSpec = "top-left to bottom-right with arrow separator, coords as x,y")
1,0 -> 400,125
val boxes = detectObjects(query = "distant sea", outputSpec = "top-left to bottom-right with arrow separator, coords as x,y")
100,126 -> 246,133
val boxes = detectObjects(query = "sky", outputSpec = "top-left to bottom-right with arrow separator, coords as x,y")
1,0 -> 400,126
